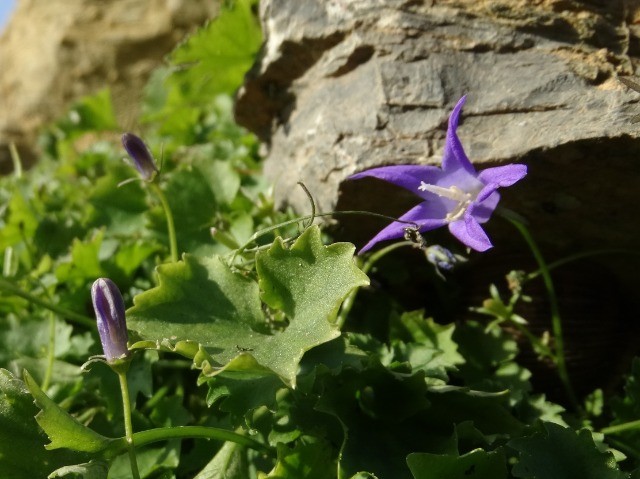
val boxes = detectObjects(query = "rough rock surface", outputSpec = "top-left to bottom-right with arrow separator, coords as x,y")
236,0 -> 640,255
0,0 -> 219,169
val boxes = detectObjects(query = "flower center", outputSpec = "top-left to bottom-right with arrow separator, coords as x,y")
418,182 -> 474,222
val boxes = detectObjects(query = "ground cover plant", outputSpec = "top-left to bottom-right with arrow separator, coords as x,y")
1,1 -> 640,477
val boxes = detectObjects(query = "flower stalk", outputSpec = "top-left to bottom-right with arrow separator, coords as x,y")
121,133 -> 178,263
506,217 -> 578,409
91,278 -> 139,477
117,366 -> 140,479
150,182 -> 179,263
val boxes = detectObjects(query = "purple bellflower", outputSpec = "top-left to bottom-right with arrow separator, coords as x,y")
91,278 -> 130,362
349,96 -> 527,253
122,133 -> 159,181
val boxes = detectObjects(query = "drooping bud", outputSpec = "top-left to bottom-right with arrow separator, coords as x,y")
121,133 -> 159,181
91,278 -> 130,362
425,245 -> 462,272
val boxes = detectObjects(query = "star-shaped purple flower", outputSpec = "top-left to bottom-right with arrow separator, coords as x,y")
349,96 -> 527,253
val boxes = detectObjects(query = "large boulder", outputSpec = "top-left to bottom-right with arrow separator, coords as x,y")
236,0 -> 640,255
0,0 -> 219,170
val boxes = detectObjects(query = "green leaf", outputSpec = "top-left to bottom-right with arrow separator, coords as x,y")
107,443 -> 179,479
170,0 -> 262,98
509,422 -> 627,479
264,436 -> 335,478
391,312 -> 465,382
316,361 -> 431,479
407,449 -> 507,479
256,226 -> 369,382
193,442 -> 247,479
128,226 -> 368,386
0,369 -> 85,478
23,370 -> 116,454
48,461 -> 109,479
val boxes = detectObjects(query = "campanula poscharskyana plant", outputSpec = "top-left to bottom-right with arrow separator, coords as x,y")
350,96 -> 527,253
122,133 -> 159,182
91,278 -> 130,362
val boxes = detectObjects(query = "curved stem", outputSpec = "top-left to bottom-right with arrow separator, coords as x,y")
150,182 -> 178,263
335,241 -> 413,329
507,217 -> 578,409
601,419 -> 640,436
233,211 -> 418,258
0,277 -> 94,327
9,142 -> 23,179
526,248 -> 640,281
130,425 -> 268,452
117,369 -> 140,479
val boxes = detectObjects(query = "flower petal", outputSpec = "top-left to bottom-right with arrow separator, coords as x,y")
349,165 -> 441,195
448,214 -> 493,252
471,191 -> 500,223
442,96 -> 476,177
478,164 -> 527,187
359,201 -> 448,253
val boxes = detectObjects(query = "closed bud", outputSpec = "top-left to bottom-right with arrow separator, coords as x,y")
91,278 -> 130,362
122,133 -> 159,181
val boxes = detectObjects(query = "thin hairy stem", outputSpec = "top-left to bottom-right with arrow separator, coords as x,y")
117,369 -> 140,479
506,217 -> 578,410
150,182 -> 178,263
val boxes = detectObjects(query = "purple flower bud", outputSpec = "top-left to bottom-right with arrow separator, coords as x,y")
121,133 -> 159,181
91,278 -> 130,362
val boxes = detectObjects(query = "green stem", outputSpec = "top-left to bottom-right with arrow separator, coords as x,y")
0,277 -> 94,327
335,241 -> 413,329
117,369 -> 140,479
131,425 -> 268,452
41,311 -> 56,391
601,419 -> 640,436
9,142 -> 23,179
150,182 -> 178,263
526,248 -> 640,281
506,217 -> 578,409
232,210 -> 419,261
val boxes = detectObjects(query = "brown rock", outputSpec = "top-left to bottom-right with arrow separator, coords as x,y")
0,0 -> 219,170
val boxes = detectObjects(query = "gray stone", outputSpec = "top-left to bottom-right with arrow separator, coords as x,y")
236,0 -> 640,255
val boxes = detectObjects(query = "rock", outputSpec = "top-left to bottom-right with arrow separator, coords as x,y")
236,0 -> 640,256
0,0 -> 219,170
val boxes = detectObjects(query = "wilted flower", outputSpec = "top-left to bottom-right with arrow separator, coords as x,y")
122,133 -> 159,181
349,96 -> 527,253
91,278 -> 130,362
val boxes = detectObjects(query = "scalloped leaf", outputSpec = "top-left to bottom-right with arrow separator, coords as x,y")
509,422 -> 626,479
23,370 -> 115,454
0,369 -> 87,478
127,226 -> 368,386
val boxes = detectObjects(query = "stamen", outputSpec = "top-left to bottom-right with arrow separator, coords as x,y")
418,182 -> 471,202
418,182 -> 473,223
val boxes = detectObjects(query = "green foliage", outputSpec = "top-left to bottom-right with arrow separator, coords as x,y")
128,226 -> 368,386
0,0 -> 637,477
407,449 -> 508,479
509,423 -> 626,479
